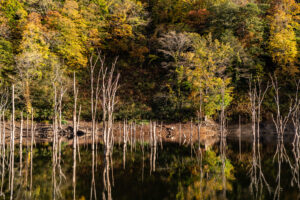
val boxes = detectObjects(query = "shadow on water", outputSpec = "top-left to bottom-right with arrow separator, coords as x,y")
0,137 -> 300,200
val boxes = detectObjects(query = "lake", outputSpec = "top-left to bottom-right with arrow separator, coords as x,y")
0,137 -> 299,200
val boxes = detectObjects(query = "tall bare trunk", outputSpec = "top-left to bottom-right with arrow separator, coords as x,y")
72,72 -> 78,200
30,108 -> 34,196
19,111 -> 23,176
10,85 -> 15,200
24,80 -> 32,114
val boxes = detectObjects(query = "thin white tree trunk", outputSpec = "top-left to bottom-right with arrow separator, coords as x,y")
10,85 -> 15,200
19,111 -> 23,176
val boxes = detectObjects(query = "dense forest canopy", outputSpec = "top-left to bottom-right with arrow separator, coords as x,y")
0,0 -> 299,122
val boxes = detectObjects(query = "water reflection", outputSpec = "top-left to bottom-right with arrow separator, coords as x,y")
220,137 -> 227,199
291,142 -> 300,190
273,138 -> 290,200
249,138 -> 270,198
102,154 -> 112,200
90,149 -> 97,199
0,136 -> 299,199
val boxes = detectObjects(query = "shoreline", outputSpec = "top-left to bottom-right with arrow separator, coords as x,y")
0,120 -> 297,146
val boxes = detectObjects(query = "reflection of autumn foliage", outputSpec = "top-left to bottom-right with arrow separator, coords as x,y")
174,150 -> 235,200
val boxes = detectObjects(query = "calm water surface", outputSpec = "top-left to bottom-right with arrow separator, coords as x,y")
1,138 -> 300,200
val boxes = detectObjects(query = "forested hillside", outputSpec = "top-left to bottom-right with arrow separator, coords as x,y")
0,0 -> 299,122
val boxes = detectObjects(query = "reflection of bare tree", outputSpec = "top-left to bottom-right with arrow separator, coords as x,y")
249,140 -> 271,198
150,122 -> 157,175
30,110 -> 36,197
0,114 -> 5,198
0,87 -> 8,198
220,137 -> 227,199
141,123 -> 145,182
273,139 -> 291,200
52,154 -> 57,200
196,142 -> 203,199
90,149 -> 97,200
72,149 -> 76,200
123,120 -> 127,170
292,108 -> 300,145
51,137 -> 65,200
289,81 -> 300,190
56,137 -> 66,199
102,155 -> 113,200
290,144 -> 300,190
72,72 -> 78,200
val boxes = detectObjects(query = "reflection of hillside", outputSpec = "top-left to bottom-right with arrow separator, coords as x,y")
173,150 -> 235,200
1,140 -> 300,199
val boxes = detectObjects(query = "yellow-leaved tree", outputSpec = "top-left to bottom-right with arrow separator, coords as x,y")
16,12 -> 51,113
268,0 -> 299,75
185,33 -> 234,119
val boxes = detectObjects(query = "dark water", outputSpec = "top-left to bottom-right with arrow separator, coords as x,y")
1,138 -> 300,200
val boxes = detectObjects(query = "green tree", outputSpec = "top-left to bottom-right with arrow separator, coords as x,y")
0,13 -> 14,84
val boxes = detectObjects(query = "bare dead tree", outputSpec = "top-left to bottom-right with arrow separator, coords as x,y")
19,111 -> 23,176
90,50 -> 101,152
30,108 -> 34,196
10,85 -> 15,200
52,77 -> 59,168
58,81 -> 67,131
247,77 -> 271,197
76,105 -> 81,162
149,120 -> 152,148
248,77 -> 257,139
197,81 -> 203,150
0,112 -> 5,197
0,88 -> 8,155
220,79 -> 227,139
270,74 -> 294,138
99,56 -> 120,157
255,78 -> 270,140
150,121 -> 157,174
8,115 -> 11,191
72,72 -> 78,200
0,87 -> 8,195
134,121 -> 136,151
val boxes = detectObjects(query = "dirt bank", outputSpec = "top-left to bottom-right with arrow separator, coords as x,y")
1,120 -> 220,148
